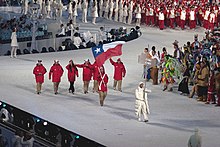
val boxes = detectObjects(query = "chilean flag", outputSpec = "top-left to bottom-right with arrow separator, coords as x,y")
91,41 -> 125,66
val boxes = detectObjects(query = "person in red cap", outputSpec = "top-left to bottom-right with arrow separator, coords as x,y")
49,60 -> 64,95
33,60 -> 47,94
109,58 -> 126,92
66,60 -> 78,94
97,66 -> 108,106
76,60 -> 93,94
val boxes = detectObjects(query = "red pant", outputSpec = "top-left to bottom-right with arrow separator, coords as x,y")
148,15 -> 154,25
209,22 -> 215,31
203,20 -> 209,29
189,20 -> 196,29
169,18 -> 175,28
159,20 -> 164,30
180,20 -> 185,29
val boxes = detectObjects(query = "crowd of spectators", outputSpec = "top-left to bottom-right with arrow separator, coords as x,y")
143,29 -> 220,107
0,101 -> 102,146
0,14 -> 47,43
56,22 -> 141,51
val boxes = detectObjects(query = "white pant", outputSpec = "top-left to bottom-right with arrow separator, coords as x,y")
11,46 -> 17,58
135,100 -> 148,120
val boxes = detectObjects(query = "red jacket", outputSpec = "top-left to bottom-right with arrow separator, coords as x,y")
33,64 -> 47,83
98,73 -> 108,92
110,58 -> 126,80
91,62 -> 99,80
66,64 -> 78,82
91,62 -> 104,80
76,63 -> 93,81
49,64 -> 64,82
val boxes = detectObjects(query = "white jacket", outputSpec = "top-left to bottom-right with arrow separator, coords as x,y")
135,85 -> 151,114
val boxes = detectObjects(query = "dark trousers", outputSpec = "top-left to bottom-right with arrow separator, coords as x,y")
69,82 -> 75,93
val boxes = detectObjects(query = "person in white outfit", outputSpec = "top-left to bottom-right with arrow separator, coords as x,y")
57,0 -> 63,18
135,3 -> 141,27
135,82 -> 151,122
41,0 -> 47,19
81,0 -> 88,23
104,0 -> 109,19
68,1 -> 73,20
127,0 -> 133,24
123,2 -> 128,24
11,28 -> 18,58
99,0 -> 103,17
118,0 -> 123,22
46,0 -> 52,18
72,0 -> 78,24
113,0 -> 119,21
108,0 -> 114,20
91,1 -> 98,24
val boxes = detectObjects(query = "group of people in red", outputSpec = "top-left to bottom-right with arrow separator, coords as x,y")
134,0 -> 219,30
33,58 -> 126,106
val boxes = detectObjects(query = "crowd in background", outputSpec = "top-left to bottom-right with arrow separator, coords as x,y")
143,30 -> 220,107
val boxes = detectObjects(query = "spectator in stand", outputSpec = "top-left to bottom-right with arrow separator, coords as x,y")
21,132 -> 34,147
66,60 -> 78,94
73,33 -> 83,49
76,60 -> 93,94
33,60 -> 47,94
56,24 -> 66,37
0,128 -> 8,147
12,129 -> 23,147
109,58 -> 126,92
49,60 -> 64,95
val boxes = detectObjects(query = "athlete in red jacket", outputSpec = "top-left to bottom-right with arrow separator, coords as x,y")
66,60 -> 78,94
76,60 -> 93,94
49,60 -> 64,94
109,58 -> 126,92
33,60 -> 47,94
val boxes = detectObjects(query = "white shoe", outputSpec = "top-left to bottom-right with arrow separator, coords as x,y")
138,118 -> 141,122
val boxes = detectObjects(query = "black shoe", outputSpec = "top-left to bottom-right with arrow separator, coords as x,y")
37,92 -> 40,95
55,92 -> 58,95
215,104 -> 220,107
144,120 -> 148,122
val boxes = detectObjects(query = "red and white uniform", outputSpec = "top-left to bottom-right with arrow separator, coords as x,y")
203,9 -> 210,29
209,12 -> 216,31
158,10 -> 165,30
97,72 -> 108,92
180,9 -> 186,29
169,8 -> 175,28
189,9 -> 196,29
